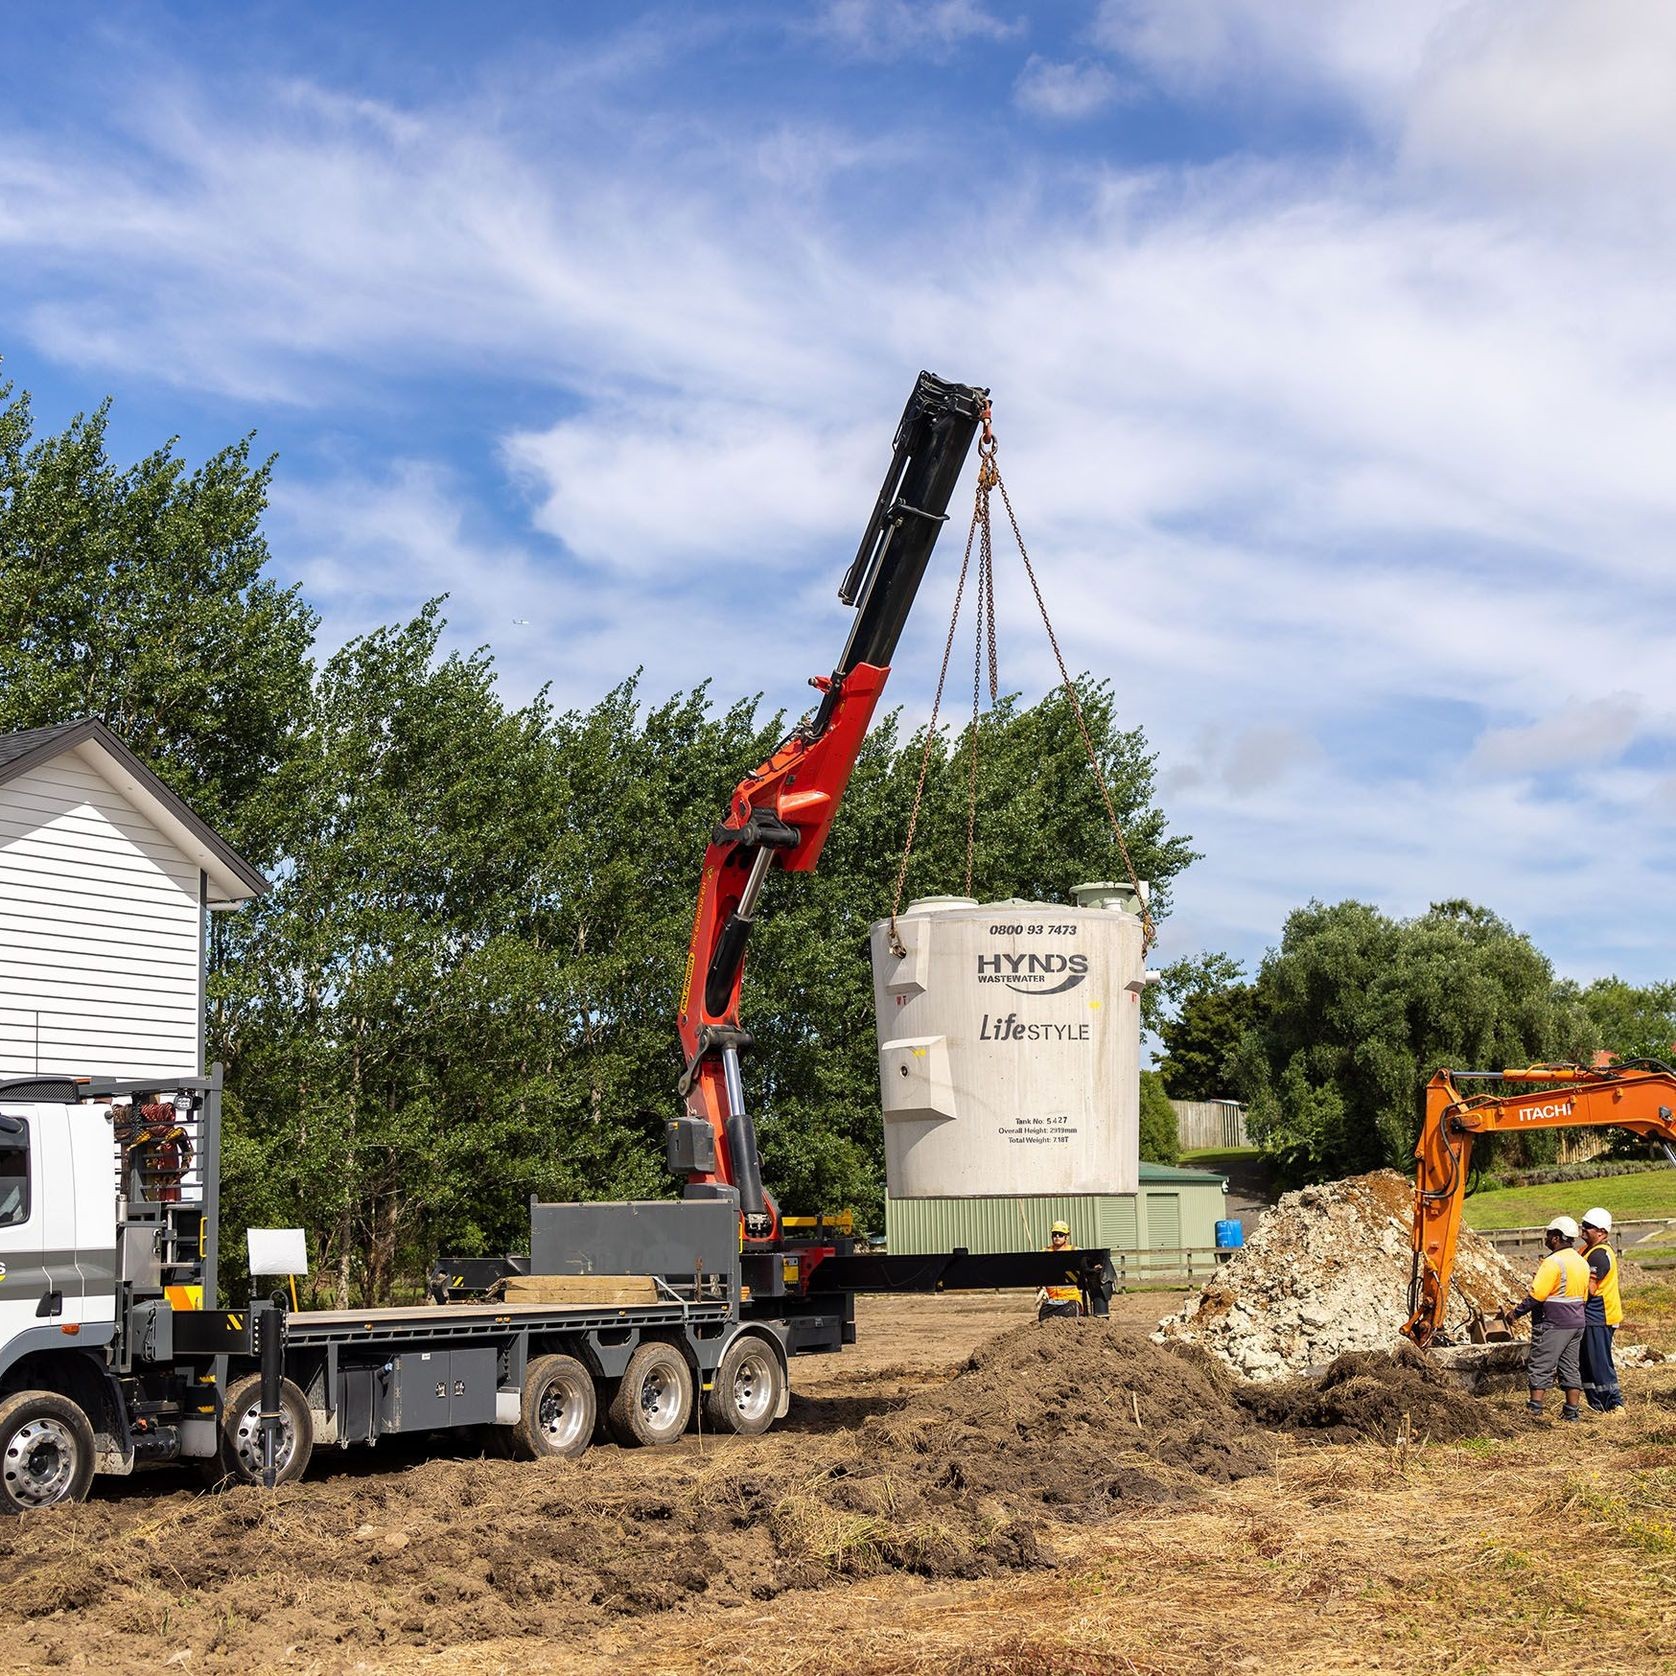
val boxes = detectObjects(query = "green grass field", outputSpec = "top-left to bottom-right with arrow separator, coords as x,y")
1178,1146 -> 1261,1172
1462,1167 -> 1676,1231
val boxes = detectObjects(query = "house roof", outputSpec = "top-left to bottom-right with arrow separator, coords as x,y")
0,719 -> 269,907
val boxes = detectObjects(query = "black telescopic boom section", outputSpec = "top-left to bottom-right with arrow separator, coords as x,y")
833,371 -> 988,681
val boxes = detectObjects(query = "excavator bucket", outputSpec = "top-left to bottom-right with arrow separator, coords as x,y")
1465,1306 -> 1514,1345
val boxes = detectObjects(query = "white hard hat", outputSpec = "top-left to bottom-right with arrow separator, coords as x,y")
1581,1207 -> 1613,1233
1546,1215 -> 1580,1240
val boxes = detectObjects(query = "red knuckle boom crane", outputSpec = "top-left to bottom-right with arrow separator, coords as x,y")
667,372 -> 988,1242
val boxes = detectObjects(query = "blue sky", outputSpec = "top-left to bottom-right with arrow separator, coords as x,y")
4,0 -> 1675,990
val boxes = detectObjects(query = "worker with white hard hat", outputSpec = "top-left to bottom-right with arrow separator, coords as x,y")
1505,1215 -> 1590,1420
1578,1207 -> 1625,1415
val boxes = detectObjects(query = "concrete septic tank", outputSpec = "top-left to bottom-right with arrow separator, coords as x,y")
869,882 -> 1147,1199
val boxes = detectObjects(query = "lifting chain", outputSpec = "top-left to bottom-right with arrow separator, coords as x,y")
888,405 -> 1157,956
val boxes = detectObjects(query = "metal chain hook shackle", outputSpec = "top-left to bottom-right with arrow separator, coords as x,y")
887,399 -> 1158,955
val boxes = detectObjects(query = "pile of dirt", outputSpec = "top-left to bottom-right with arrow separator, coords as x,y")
1242,1341 -> 1518,1444
1154,1170 -> 1528,1380
0,1318 -> 1509,1669
863,1321 -> 1277,1517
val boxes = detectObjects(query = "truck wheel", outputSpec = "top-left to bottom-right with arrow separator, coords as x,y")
512,1353 -> 597,1460
605,1340 -> 693,1447
0,1391 -> 96,1513
215,1375 -> 314,1486
704,1335 -> 784,1437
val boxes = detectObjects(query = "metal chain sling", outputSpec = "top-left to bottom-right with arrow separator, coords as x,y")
887,406 -> 1158,956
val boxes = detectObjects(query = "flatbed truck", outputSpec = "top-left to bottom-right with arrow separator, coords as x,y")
0,1066 -> 1106,1509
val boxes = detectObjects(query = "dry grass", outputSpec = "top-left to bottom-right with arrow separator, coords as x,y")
16,1287 -> 1676,1669
408,1366 -> 1676,1676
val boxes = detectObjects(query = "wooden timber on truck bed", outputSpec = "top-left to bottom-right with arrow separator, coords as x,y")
278,1295 -> 731,1347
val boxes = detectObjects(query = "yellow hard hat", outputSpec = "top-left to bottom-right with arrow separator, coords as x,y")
1050,1220 -> 1070,1236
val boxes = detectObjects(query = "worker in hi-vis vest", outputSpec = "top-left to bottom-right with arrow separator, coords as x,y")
1506,1215 -> 1591,1421
1578,1207 -> 1626,1415
1038,1220 -> 1082,1323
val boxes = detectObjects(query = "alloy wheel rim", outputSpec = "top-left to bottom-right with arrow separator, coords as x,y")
732,1353 -> 772,1422
4,1417 -> 76,1507
232,1400 -> 295,1478
539,1377 -> 586,1448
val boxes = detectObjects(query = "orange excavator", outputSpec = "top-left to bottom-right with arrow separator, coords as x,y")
1404,1063 -> 1676,1346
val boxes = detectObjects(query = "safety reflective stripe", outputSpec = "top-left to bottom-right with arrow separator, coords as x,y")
1045,1242 -> 1080,1301
1531,1249 -> 1591,1328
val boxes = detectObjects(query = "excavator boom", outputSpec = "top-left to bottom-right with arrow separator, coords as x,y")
1405,1063 -> 1676,1344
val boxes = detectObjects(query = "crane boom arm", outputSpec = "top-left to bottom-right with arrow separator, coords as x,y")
1404,1064 -> 1676,1344
669,372 -> 988,1239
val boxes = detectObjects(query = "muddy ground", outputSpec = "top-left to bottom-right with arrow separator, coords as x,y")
0,1288 -> 1565,1673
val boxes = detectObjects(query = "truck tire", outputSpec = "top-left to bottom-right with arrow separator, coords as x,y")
0,1390 -> 96,1513
214,1374 -> 314,1487
704,1334 -> 784,1437
605,1340 -> 693,1447
512,1353 -> 597,1461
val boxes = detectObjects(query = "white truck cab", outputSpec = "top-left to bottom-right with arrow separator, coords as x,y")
0,1071 -> 223,1511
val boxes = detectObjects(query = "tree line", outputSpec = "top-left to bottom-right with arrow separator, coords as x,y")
1,387 -> 1194,1301
1157,902 -> 1676,1186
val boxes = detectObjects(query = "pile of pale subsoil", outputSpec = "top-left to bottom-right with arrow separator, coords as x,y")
0,1322 -> 1504,1669
1155,1169 -> 1528,1380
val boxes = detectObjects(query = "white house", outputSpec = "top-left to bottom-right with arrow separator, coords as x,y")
0,720 -> 267,1080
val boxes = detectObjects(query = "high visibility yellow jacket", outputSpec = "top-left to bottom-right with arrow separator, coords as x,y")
1586,1242 -> 1623,1327
1044,1241 -> 1080,1303
1527,1247 -> 1591,1329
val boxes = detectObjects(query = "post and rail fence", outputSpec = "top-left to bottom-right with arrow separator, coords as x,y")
1484,1219 -> 1676,1264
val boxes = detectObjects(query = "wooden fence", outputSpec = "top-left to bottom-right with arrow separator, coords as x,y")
1110,1246 -> 1239,1288
1170,1099 -> 1250,1150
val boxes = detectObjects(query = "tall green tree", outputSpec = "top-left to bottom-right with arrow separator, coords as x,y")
1137,1070 -> 1180,1165
211,607 -> 675,1304
1232,899 -> 1596,1186
0,384 -> 315,860
1156,953 -> 1254,1100
1581,978 -> 1676,1065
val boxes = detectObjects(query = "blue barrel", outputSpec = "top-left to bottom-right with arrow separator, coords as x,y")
1215,1218 -> 1244,1250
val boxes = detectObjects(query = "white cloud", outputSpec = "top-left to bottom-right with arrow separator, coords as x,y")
1468,697 -> 1644,778
1014,56 -> 1122,120
1403,1 -> 1676,213
812,0 -> 1021,59
6,12 -> 1676,983
1092,0 -> 1463,116
502,400 -> 878,577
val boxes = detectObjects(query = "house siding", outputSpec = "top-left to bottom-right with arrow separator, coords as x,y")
0,753 -> 202,1079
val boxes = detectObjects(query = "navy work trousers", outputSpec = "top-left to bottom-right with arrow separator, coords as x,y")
1580,1321 -> 1623,1412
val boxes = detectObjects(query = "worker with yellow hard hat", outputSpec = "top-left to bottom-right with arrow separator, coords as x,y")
1578,1207 -> 1625,1415
1038,1220 -> 1082,1323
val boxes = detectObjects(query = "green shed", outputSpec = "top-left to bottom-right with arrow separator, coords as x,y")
884,1161 -> 1229,1260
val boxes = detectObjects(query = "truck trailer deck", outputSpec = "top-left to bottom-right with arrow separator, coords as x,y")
0,1067 -> 1108,1510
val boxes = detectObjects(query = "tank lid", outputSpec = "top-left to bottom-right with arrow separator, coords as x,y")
904,894 -> 980,915
1073,879 -> 1150,913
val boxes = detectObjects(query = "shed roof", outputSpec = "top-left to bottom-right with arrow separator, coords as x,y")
1137,1161 -> 1231,1187
0,719 -> 269,907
